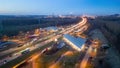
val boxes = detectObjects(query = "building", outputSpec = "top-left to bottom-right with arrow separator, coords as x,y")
63,34 -> 86,51
44,26 -> 58,32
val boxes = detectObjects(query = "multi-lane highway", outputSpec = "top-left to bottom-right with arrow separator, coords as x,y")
61,17 -> 87,34
18,17 -> 88,68
0,17 -> 88,68
0,33 -> 57,66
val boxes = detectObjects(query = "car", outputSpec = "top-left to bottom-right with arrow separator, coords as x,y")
17,44 -> 23,47
3,60 -> 7,64
21,48 -> 30,55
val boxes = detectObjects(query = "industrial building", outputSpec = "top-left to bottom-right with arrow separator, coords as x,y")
44,26 -> 58,32
63,34 -> 86,51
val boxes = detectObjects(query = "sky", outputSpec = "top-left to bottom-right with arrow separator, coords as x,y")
0,0 -> 120,15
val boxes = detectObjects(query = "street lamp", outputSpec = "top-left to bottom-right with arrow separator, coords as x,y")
54,38 -> 58,42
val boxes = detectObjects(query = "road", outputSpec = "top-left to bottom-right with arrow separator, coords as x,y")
80,43 -> 98,68
80,46 -> 92,68
49,51 -> 74,68
12,35 -> 61,68
62,17 -> 87,34
0,33 -> 56,58
1,17 -> 87,68
0,33 -> 56,66
25,17 -> 88,68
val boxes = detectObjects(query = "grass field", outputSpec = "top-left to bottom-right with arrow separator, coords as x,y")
34,46 -> 69,68
34,44 -> 85,68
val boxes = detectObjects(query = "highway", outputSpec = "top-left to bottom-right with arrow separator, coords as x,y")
61,17 -> 87,34
0,33 -> 56,66
0,33 -> 56,58
0,17 -> 88,68
12,35 -> 61,68
21,17 -> 88,68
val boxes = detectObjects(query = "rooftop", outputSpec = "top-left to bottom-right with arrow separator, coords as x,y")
63,34 -> 86,48
44,26 -> 58,31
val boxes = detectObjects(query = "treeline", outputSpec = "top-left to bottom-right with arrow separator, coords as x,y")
2,19 -> 39,26
88,14 -> 120,53
0,17 -> 80,37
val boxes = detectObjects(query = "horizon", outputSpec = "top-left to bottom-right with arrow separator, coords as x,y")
0,0 -> 120,15
0,13 -> 120,16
